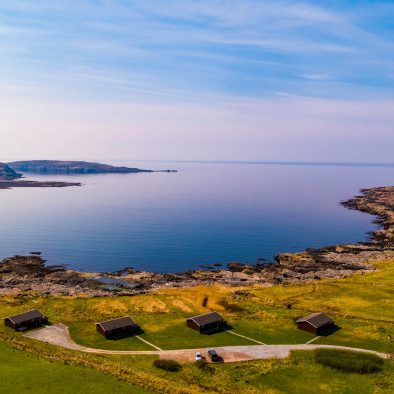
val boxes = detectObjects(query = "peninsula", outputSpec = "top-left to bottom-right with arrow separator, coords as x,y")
1,160 -> 176,189
0,162 -> 81,189
7,160 -> 176,174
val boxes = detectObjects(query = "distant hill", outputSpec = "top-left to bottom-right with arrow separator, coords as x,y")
0,163 -> 22,180
7,160 -> 155,175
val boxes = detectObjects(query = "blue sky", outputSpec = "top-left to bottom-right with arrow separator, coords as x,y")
0,1 -> 393,162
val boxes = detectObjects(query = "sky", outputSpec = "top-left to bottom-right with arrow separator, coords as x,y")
0,0 -> 394,162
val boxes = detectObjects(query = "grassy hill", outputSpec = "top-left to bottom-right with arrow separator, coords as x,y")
0,259 -> 393,393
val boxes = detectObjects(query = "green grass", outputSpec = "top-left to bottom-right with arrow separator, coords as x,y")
314,349 -> 384,374
250,351 -> 380,394
1,261 -> 393,353
68,322 -> 152,350
0,259 -> 393,393
0,341 -> 151,394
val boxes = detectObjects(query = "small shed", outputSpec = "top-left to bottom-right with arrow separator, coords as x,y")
186,312 -> 226,333
96,317 -> 139,339
4,309 -> 48,331
295,312 -> 334,335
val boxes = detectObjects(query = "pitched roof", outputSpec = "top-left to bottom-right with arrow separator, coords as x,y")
5,310 -> 45,324
295,312 -> 333,328
187,312 -> 224,326
97,317 -> 137,331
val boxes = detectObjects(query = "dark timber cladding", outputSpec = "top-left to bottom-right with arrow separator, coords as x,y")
186,312 -> 226,333
96,317 -> 139,338
295,312 -> 334,335
4,309 -> 48,331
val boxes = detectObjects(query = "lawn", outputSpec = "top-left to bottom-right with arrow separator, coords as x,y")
0,341 -> 151,394
248,351 -> 385,394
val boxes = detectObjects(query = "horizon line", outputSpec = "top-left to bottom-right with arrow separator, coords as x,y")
114,159 -> 394,168
3,158 -> 394,169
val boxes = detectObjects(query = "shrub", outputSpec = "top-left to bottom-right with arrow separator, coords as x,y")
314,349 -> 384,374
217,299 -> 244,313
196,359 -> 214,373
153,359 -> 182,372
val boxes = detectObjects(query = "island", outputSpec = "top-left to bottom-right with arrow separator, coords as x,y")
7,160 -> 177,174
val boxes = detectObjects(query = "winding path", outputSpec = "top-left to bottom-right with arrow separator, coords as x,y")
23,324 -> 391,363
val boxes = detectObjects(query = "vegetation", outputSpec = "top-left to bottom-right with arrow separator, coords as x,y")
0,341 -> 151,394
153,359 -> 182,372
0,259 -> 393,393
314,349 -> 384,374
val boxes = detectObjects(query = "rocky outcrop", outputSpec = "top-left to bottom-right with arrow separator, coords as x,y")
0,256 -> 109,296
341,186 -> 394,247
273,186 -> 394,276
0,162 -> 22,180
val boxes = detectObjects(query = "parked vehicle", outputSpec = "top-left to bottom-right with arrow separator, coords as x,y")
207,349 -> 220,362
195,352 -> 202,361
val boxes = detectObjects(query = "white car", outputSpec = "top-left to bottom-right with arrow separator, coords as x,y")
195,352 -> 203,361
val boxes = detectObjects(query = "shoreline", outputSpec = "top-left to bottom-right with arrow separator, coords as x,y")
1,185 -> 394,296
0,180 -> 82,189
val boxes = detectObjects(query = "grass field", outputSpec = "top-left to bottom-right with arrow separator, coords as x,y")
0,341 -> 151,393
0,259 -> 393,393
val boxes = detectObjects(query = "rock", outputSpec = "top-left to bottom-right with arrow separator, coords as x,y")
0,162 -> 22,180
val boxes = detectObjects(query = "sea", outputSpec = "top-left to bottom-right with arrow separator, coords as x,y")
1,160 -> 393,273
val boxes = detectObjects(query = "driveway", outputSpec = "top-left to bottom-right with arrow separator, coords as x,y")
23,324 -> 391,363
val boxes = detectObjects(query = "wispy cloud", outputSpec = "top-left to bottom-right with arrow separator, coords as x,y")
302,73 -> 331,81
0,1 -> 393,106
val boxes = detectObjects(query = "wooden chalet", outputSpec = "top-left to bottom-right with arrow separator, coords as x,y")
96,317 -> 139,339
295,312 -> 334,335
4,309 -> 48,331
186,312 -> 226,333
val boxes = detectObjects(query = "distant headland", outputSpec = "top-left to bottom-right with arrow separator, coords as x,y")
0,160 -> 176,189
6,160 -> 177,174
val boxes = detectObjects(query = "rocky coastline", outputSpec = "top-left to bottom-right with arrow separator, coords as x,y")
1,186 -> 394,297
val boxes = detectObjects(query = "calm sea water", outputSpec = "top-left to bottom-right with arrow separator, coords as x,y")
0,161 -> 393,273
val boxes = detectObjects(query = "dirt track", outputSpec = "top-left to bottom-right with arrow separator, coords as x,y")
23,324 -> 391,363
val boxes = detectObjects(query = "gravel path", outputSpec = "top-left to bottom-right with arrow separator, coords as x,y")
23,324 -> 391,363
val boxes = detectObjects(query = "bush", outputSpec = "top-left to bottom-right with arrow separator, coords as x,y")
314,349 -> 384,374
217,299 -> 244,313
196,359 -> 214,373
153,359 -> 182,372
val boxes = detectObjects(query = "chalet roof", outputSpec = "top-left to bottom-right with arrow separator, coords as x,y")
187,312 -> 224,327
96,317 -> 137,332
295,312 -> 333,328
5,310 -> 45,324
